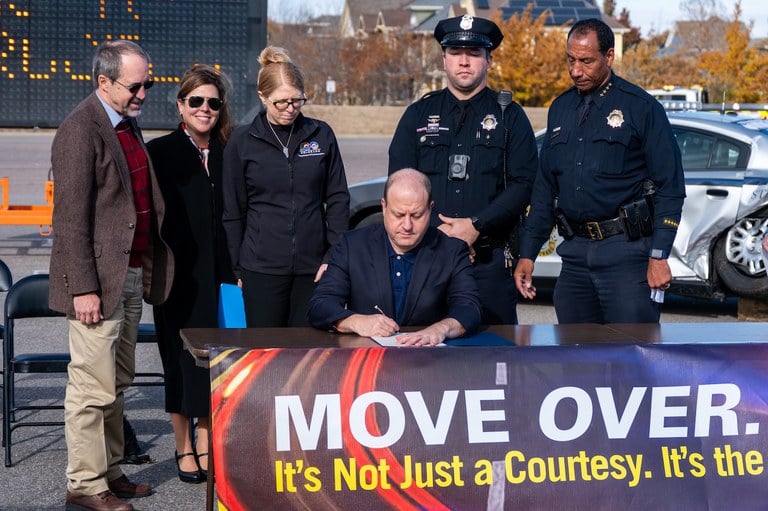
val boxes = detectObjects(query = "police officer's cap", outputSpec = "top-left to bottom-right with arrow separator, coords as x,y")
434,15 -> 503,51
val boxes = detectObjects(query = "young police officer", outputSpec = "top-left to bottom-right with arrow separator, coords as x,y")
514,18 -> 686,324
388,15 -> 538,324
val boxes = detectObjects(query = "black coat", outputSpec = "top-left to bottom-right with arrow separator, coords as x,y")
149,127 -> 234,324
147,127 -> 234,415
308,224 -> 481,333
388,87 -> 537,241
222,112 -> 350,277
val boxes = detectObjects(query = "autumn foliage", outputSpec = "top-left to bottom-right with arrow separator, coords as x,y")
697,11 -> 768,103
487,10 -> 572,106
269,3 -> 768,107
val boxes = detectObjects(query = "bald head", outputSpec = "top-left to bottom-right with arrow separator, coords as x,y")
381,169 -> 434,254
384,168 -> 431,203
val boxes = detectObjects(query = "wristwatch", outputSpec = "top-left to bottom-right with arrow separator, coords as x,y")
471,216 -> 484,233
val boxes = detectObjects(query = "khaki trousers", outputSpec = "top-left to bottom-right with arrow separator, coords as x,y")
64,267 -> 143,495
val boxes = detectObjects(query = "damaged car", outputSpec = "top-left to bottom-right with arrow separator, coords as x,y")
349,111 -> 768,299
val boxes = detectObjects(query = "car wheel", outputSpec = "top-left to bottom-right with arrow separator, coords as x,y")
713,216 -> 768,297
351,210 -> 383,229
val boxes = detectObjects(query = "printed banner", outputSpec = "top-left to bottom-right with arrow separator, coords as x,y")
209,344 -> 768,510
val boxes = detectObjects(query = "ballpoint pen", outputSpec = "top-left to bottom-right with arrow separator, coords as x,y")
373,305 -> 399,334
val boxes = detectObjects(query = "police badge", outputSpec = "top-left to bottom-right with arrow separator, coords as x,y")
460,15 -> 474,30
427,114 -> 441,134
606,109 -> 624,128
481,114 -> 498,131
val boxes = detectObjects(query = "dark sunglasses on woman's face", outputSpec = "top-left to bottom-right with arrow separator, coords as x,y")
184,96 -> 223,111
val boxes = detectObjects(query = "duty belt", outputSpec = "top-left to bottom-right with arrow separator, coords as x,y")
571,216 -> 624,240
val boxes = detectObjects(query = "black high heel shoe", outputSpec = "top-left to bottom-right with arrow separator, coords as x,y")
195,451 -> 209,481
175,451 -> 203,484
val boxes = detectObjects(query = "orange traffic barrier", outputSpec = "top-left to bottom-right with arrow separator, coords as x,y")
0,176 -> 54,236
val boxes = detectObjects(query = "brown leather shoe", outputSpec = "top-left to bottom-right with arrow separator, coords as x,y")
107,475 -> 152,498
65,490 -> 133,511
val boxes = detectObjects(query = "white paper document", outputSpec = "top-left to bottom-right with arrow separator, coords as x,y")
650,288 -> 665,303
371,335 -> 446,347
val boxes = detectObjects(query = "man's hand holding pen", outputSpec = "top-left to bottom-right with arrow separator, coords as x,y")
332,305 -> 400,337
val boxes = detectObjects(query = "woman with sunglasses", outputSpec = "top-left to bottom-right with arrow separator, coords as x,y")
223,46 -> 349,327
147,64 -> 235,483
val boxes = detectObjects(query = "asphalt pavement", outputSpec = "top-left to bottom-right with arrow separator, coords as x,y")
0,130 -> 390,510
0,130 -> 739,510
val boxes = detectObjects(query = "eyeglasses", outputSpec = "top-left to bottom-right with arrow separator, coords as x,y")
112,78 -> 154,95
183,96 -> 223,111
266,97 -> 307,111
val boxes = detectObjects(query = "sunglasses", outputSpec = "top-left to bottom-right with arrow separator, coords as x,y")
113,78 -> 154,95
184,96 -> 224,111
267,97 -> 307,111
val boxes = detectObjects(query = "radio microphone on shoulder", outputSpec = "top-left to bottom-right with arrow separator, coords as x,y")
498,90 -> 513,118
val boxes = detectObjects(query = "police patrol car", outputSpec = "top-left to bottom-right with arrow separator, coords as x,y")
349,110 -> 768,299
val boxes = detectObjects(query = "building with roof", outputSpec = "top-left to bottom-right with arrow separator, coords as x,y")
339,1 -> 474,38
489,0 -> 629,59
660,17 -> 737,56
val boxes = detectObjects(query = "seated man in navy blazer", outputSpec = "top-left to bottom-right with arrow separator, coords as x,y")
308,168 -> 481,346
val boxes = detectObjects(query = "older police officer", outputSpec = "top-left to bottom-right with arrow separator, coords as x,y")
388,14 -> 537,324
514,18 -> 686,324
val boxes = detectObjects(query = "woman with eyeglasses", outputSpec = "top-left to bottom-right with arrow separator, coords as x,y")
223,46 -> 349,327
146,64 -> 235,484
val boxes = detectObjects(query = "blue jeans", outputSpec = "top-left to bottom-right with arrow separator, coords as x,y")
553,235 -> 660,324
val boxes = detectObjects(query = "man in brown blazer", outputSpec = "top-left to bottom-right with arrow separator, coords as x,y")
49,40 -> 174,511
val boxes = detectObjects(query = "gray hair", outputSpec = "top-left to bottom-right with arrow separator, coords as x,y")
92,40 -> 150,87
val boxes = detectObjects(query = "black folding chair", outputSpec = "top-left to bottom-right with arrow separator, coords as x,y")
134,322 -> 164,386
2,271 -> 162,465
0,258 -> 13,371
2,273 -> 67,467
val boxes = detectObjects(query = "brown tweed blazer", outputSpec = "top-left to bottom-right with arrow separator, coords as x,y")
49,92 -> 174,317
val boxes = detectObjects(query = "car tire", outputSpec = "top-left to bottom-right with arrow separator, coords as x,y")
713,226 -> 768,298
351,211 -> 383,229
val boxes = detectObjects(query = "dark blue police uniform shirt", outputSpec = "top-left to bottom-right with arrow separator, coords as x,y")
520,73 -> 686,259
388,87 -> 537,240
386,240 -> 419,324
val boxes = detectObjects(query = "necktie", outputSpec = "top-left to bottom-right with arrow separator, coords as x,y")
454,101 -> 470,132
578,95 -> 593,125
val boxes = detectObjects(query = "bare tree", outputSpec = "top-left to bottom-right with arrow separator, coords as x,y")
617,8 -> 642,49
679,0 -> 728,52
268,20 -> 344,104
336,32 -> 440,105
680,0 -> 725,20
603,0 -> 616,17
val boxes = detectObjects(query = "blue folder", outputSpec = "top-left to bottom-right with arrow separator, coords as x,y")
217,283 -> 247,328
444,331 -> 515,347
